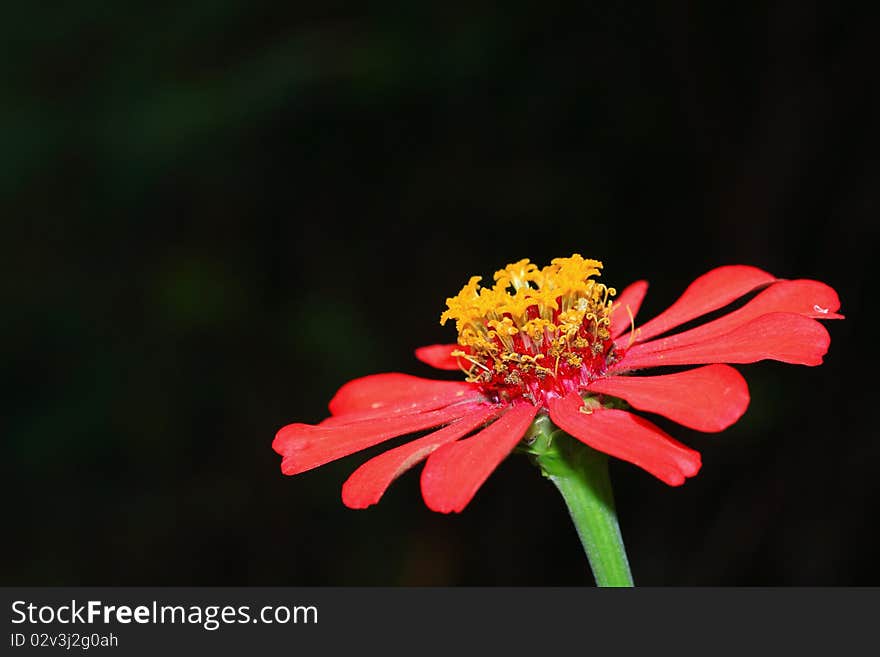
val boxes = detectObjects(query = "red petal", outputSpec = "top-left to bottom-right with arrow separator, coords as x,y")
420,403 -> 538,513
327,372 -> 477,416
610,280 -> 649,339
624,265 -> 776,344
615,312 -> 830,371
634,279 -> 843,355
548,392 -> 701,486
274,403 -> 489,475
415,344 -> 463,371
320,394 -> 483,427
586,365 -> 749,432
341,405 -> 504,509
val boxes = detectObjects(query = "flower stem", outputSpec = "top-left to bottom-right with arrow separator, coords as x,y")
525,415 -> 634,587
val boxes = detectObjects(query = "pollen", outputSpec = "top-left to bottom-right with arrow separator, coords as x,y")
441,254 -> 620,404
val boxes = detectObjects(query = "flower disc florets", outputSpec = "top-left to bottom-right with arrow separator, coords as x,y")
441,254 -> 619,406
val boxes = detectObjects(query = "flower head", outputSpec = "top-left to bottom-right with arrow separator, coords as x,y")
273,255 -> 842,513
439,255 -> 617,406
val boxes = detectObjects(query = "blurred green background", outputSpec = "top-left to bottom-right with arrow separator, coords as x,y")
3,2 -> 875,585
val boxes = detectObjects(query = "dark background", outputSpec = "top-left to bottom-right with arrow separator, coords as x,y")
3,2 -> 876,585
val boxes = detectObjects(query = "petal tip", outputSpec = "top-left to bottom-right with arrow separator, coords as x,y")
341,484 -> 375,510
280,455 -> 301,476
664,452 -> 701,485
272,423 -> 312,454
415,344 -> 462,371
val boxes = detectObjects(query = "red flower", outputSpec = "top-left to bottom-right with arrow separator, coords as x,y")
273,256 -> 842,513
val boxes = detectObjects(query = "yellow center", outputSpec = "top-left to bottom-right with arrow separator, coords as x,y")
441,254 -> 618,391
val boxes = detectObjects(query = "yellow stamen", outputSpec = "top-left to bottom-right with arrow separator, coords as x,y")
441,254 -> 617,384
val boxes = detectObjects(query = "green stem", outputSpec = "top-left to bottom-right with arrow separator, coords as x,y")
525,415 -> 634,587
